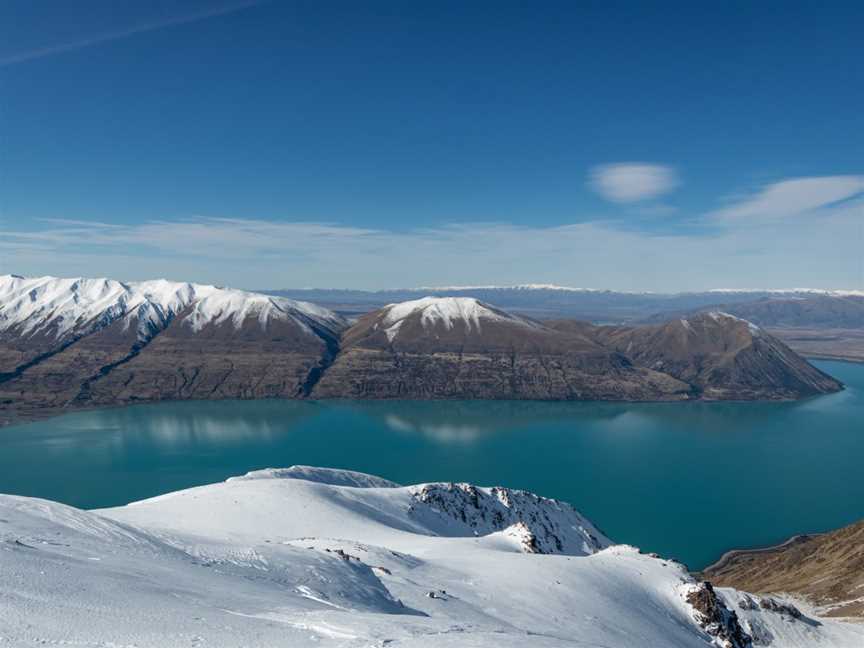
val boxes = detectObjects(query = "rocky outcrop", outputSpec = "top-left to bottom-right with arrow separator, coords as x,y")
683,581 -> 753,648
408,481 -> 610,555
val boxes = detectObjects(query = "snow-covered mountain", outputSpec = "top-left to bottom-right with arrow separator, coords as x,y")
2,466 -> 860,647
0,274 -> 345,343
0,279 -> 844,426
373,296 -> 543,343
0,275 -> 348,424
315,297 -> 841,401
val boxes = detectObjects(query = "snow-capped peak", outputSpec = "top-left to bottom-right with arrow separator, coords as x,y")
0,274 -> 345,342
380,296 -> 540,339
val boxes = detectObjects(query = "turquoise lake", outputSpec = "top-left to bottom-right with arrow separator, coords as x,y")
1,360 -> 861,569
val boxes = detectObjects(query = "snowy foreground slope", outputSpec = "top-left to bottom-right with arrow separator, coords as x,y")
2,468 -> 862,648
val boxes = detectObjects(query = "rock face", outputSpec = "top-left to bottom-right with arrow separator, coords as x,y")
407,481 -> 610,555
313,297 -> 693,400
0,278 -> 844,424
683,581 -> 753,648
702,519 -> 864,619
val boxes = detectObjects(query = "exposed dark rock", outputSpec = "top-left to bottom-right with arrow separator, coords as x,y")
758,597 -> 801,619
407,481 -> 609,556
685,581 -> 753,648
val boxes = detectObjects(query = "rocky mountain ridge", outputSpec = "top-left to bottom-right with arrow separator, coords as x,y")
0,276 -> 843,425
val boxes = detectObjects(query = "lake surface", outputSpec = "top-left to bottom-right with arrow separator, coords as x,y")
1,360 -> 861,569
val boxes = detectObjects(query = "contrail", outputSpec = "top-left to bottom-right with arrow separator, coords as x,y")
0,0 -> 264,67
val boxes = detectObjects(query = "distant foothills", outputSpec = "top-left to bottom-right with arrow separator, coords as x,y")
0,274 -> 853,425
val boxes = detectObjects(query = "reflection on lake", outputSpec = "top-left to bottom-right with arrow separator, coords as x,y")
1,360 -> 862,569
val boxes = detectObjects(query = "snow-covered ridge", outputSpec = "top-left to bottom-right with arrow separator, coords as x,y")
277,285 -> 864,298
416,283 -> 608,292
3,466 -> 861,647
0,274 -> 345,341
708,287 -> 864,297
229,465 -> 401,489
379,296 -> 542,339
408,481 -> 609,555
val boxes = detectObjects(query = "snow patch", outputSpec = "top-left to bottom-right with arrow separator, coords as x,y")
706,311 -> 762,336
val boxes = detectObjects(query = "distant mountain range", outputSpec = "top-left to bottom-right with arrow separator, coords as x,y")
0,275 -> 843,425
265,285 -> 864,326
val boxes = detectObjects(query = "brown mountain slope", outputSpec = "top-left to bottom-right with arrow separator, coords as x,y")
584,311 -> 842,400
702,519 -> 864,619
314,297 -> 691,400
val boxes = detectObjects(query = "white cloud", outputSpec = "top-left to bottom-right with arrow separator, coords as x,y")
2,195 -> 863,292
588,163 -> 680,203
708,176 -> 864,223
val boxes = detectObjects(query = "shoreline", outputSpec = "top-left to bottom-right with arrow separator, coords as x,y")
0,386 -> 846,430
698,532 -> 825,576
803,353 -> 864,365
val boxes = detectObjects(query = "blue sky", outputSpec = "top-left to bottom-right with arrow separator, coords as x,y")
1,0 -> 862,290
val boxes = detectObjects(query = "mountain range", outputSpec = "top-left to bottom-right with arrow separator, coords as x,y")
0,275 -> 843,425
266,284 -> 864,324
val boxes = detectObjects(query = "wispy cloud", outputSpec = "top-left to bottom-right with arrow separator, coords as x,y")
588,163 -> 680,203
3,184 -> 863,291
0,1 -> 263,67
707,176 -> 864,223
